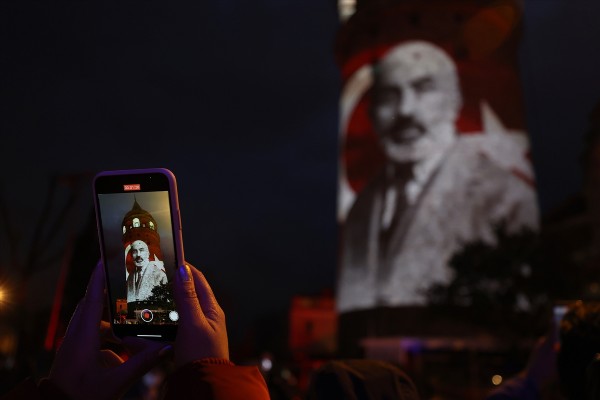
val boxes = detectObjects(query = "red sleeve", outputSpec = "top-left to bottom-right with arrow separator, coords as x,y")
164,361 -> 270,400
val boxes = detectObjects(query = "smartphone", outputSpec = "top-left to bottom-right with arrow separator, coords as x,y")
93,168 -> 184,340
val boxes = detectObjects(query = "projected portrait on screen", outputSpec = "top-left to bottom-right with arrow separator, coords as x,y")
337,40 -> 539,312
121,198 -> 168,303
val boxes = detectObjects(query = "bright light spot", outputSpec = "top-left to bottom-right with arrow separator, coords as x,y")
338,0 -> 356,21
261,358 -> 273,372
492,375 -> 503,386
0,281 -> 13,309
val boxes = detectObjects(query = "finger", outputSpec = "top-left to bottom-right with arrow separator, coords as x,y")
100,321 -> 121,345
188,266 -> 222,322
173,263 -> 205,325
100,349 -> 125,368
61,262 -> 105,352
109,339 -> 170,393
78,262 -> 107,341
121,336 -> 171,356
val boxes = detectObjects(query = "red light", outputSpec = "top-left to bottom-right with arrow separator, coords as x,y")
123,184 -> 141,191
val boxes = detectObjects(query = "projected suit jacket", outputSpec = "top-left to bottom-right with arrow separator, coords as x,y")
337,137 -> 538,313
126,260 -> 167,303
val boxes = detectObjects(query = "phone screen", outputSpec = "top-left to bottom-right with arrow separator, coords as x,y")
94,170 -> 182,339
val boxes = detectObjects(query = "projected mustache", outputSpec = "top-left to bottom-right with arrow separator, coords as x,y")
387,116 -> 426,140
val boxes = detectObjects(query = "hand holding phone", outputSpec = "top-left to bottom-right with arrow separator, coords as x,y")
94,168 -> 184,341
173,263 -> 229,367
49,262 -> 171,399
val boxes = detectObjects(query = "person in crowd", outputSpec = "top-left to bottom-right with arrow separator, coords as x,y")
487,301 -> 600,399
3,262 -> 270,400
307,359 -> 420,400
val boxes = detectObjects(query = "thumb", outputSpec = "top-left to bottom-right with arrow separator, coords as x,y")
174,263 -> 204,325
109,339 -> 171,394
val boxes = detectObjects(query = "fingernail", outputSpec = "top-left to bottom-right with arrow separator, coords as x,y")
159,345 -> 173,358
179,264 -> 191,281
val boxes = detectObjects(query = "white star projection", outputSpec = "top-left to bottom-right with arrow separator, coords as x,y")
465,101 -> 534,184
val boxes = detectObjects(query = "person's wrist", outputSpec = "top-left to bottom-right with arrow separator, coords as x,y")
174,358 -> 235,375
195,357 -> 234,366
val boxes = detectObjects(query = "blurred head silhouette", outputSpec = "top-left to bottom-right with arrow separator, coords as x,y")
307,359 -> 419,400
558,301 -> 600,399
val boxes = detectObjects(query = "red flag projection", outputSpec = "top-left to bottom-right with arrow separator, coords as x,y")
336,0 -> 539,313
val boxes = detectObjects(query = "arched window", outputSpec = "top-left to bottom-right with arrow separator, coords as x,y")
149,221 -> 155,230
133,218 -> 141,227
122,226 -> 126,234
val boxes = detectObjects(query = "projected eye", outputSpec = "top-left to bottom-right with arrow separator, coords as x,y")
412,76 -> 435,93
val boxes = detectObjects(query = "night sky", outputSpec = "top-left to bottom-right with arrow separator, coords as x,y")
2,1 -> 600,352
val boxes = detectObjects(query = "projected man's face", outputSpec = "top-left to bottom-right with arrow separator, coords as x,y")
371,41 -> 462,163
131,240 -> 150,269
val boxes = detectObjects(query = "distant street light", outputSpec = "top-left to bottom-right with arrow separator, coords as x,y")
0,282 -> 14,308
0,285 -> 10,311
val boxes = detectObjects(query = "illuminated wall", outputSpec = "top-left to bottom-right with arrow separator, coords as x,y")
289,294 -> 338,356
336,0 -> 539,313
